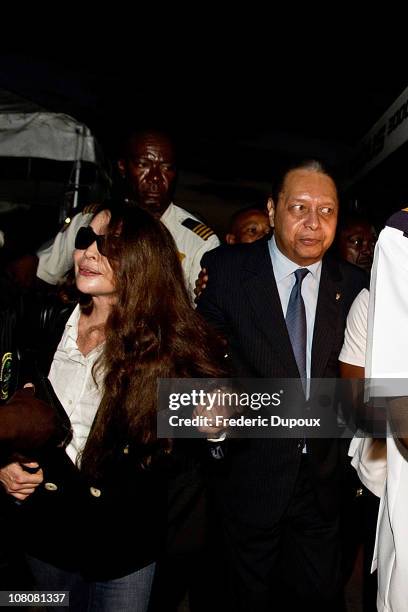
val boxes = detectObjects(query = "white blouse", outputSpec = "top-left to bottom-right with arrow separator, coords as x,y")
48,305 -> 104,465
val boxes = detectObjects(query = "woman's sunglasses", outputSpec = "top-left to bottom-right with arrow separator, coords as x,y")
75,226 -> 107,256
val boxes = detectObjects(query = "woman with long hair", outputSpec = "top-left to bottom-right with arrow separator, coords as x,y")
0,204 -> 225,611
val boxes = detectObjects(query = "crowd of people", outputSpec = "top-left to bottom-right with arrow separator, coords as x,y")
0,127 -> 405,612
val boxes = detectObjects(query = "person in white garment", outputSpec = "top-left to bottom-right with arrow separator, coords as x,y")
37,130 -> 219,301
339,287 -> 386,611
343,207 -> 408,612
339,288 -> 387,497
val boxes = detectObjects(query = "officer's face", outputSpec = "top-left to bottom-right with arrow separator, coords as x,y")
269,169 -> 339,266
118,132 -> 177,218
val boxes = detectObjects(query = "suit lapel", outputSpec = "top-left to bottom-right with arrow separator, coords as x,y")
311,257 -> 342,378
242,240 -> 299,377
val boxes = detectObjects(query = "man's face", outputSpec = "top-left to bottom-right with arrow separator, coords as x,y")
269,169 -> 339,266
118,132 -> 177,218
338,222 -> 377,272
226,209 -> 271,244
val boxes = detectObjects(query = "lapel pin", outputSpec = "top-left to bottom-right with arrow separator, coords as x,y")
335,292 -> 341,301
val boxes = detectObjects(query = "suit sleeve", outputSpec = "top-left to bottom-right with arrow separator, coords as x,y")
196,248 -> 229,336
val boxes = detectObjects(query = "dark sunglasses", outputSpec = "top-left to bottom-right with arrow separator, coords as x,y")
75,226 -> 108,256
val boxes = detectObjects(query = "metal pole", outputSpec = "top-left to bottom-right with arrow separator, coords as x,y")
72,126 -> 84,211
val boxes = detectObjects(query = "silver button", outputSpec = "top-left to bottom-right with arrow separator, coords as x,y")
44,482 -> 58,492
90,486 -> 102,498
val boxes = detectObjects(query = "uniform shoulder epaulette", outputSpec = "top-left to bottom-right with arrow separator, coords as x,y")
182,218 -> 215,241
386,207 -> 408,236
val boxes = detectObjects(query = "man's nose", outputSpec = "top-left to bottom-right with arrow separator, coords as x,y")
304,209 -> 320,229
147,163 -> 162,183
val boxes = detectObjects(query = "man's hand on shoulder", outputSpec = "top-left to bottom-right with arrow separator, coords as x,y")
194,267 -> 208,302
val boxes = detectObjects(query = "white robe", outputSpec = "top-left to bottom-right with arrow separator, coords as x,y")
366,221 -> 408,612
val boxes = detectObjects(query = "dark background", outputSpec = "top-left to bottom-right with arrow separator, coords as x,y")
0,50 -> 406,250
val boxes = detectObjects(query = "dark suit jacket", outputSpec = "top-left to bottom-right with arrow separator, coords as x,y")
197,237 -> 368,527
12,298 -> 163,580
13,296 -> 208,581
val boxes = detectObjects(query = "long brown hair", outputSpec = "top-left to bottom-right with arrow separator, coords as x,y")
80,204 -> 225,479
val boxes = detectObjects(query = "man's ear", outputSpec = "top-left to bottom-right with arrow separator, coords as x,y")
267,197 -> 275,228
117,159 -> 126,178
225,233 -> 236,245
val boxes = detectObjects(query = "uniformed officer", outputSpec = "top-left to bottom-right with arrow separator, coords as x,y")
37,130 -> 219,301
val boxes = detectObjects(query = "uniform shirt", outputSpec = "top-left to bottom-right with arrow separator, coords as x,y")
37,202 -> 220,302
48,305 -> 103,465
160,203 -> 220,300
37,212 -> 93,286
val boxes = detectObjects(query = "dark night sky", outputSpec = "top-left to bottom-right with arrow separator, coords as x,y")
0,50 -> 406,240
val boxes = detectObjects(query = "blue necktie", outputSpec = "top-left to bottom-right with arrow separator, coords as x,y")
286,268 -> 309,384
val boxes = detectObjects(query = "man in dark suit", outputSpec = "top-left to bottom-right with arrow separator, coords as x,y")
197,160 -> 368,612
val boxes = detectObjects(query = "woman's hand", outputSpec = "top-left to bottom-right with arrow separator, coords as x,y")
0,462 -> 43,501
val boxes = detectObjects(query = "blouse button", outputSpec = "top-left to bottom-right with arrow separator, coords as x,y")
44,482 -> 58,492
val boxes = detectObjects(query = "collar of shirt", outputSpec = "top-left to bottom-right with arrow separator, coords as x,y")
268,234 -> 321,282
64,305 -> 80,347
62,304 -> 104,363
49,304 -> 104,465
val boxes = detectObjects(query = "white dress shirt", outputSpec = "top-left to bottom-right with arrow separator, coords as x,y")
48,305 -> 104,465
268,234 -> 322,381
